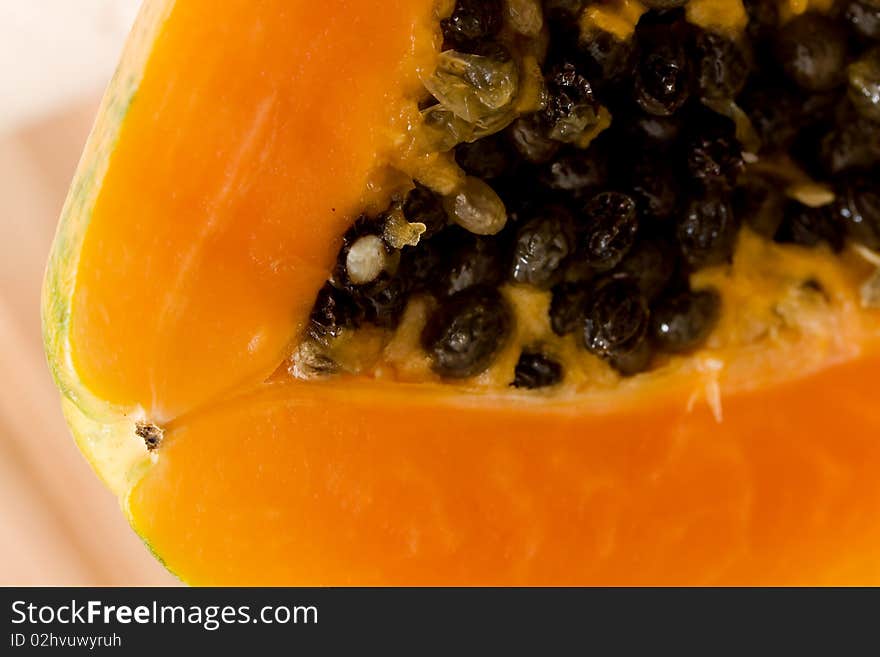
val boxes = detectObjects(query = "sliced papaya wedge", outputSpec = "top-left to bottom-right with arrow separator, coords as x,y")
44,0 -> 880,585
45,0 -> 436,421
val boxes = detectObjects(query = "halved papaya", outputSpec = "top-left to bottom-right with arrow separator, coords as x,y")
44,0 -> 880,585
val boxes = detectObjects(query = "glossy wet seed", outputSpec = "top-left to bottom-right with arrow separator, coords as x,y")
425,48 -> 519,123
677,196 -> 738,268
309,283 -> 360,344
441,0 -> 503,50
651,288 -> 721,353
683,108 -> 744,192
507,114 -> 561,163
444,176 -> 508,235
775,13 -> 848,92
686,130 -> 744,192
513,350 -> 564,388
579,192 -> 639,271
582,276 -> 651,363
542,62 -> 601,142
422,286 -> 512,378
436,231 -> 507,297
693,31 -> 750,100
633,34 -> 691,117
510,208 -> 575,288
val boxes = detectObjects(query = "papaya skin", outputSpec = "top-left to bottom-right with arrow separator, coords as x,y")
43,0 -> 880,585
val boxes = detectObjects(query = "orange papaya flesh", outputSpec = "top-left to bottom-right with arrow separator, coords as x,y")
67,0 -> 436,420
43,0 -> 880,585
131,355 -> 880,586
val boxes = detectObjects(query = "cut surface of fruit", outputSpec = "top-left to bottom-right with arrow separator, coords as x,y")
59,0 -> 437,420
131,355 -> 880,585
44,0 -> 880,585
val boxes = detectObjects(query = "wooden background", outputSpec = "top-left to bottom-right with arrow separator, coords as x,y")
0,99 -> 176,585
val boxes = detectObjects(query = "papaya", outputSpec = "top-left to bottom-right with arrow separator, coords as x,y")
43,0 -> 880,585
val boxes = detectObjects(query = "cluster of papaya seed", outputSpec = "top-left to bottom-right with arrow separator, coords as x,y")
306,0 -> 880,388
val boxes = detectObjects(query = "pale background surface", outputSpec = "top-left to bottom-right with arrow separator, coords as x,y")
0,0 -> 176,585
